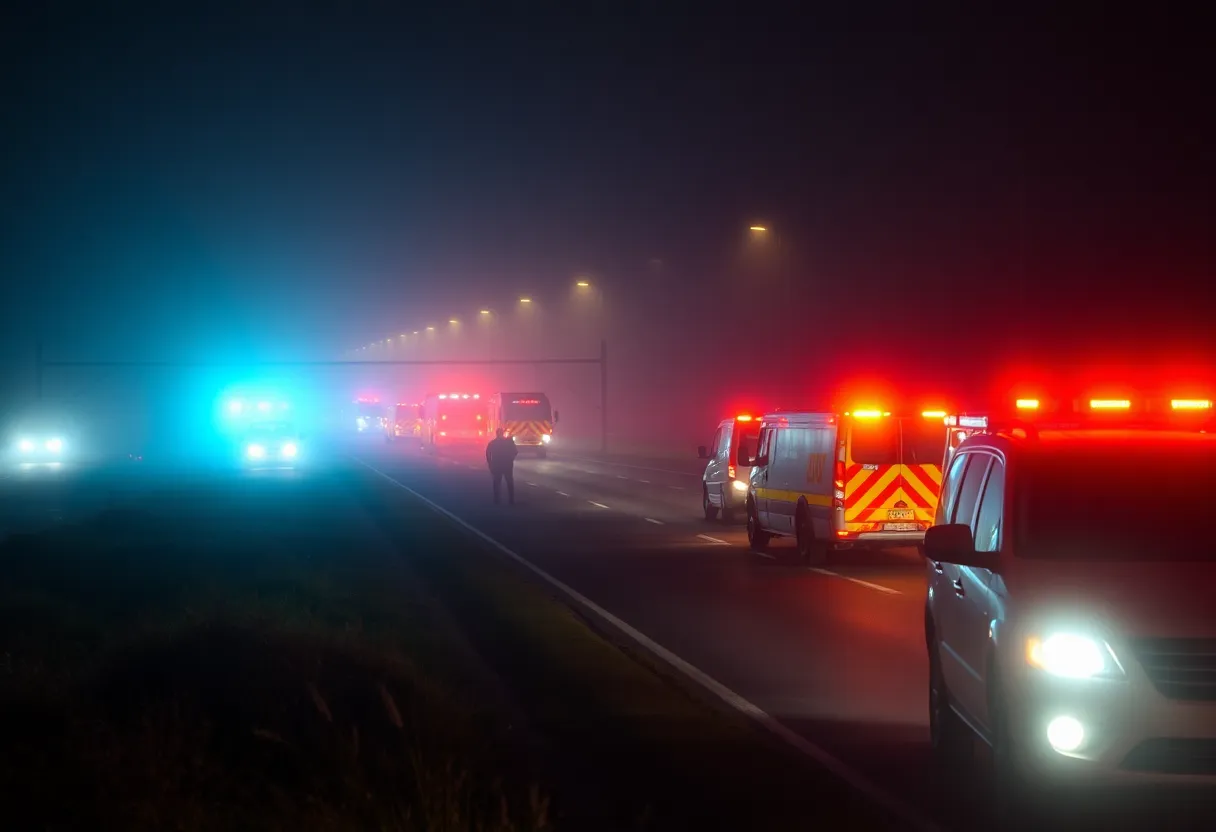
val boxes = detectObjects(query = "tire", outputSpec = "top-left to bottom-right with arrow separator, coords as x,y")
795,503 -> 827,565
928,635 -> 973,769
702,487 -> 719,521
747,501 -> 770,550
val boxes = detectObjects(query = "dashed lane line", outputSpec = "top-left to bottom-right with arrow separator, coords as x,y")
808,568 -> 902,595
556,491 -> 570,497
644,517 -> 664,525
696,534 -> 730,546
356,458 -> 942,832
588,501 -> 610,509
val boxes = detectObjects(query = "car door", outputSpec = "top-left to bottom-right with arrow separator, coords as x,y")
753,426 -> 775,528
704,425 -> 725,506
952,456 -> 1005,730
935,452 -> 991,706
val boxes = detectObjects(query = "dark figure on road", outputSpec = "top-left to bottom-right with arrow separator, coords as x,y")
486,428 -> 519,505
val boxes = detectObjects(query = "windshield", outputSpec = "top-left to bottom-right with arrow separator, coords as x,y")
502,395 -> 551,421
1016,441 -> 1216,561
849,419 -> 945,466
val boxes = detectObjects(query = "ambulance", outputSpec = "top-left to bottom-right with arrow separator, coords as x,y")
743,406 -> 952,563
421,392 -> 486,447
486,392 -> 555,457
384,402 -> 423,443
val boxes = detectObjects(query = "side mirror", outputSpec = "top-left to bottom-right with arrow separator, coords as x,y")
697,445 -> 709,459
553,410 -> 560,423
923,524 -> 998,571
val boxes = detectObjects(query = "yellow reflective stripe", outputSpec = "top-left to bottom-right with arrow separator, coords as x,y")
753,488 -> 832,507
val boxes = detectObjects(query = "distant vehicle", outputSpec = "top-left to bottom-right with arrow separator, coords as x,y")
924,392 -> 1216,794
486,392 -> 555,457
222,393 -> 291,434
421,392 -> 485,448
8,422 -> 72,466
384,402 -> 423,443
352,398 -> 386,433
698,413 -> 761,522
240,421 -> 302,469
742,405 -> 951,562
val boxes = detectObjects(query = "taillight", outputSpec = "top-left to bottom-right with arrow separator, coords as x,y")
728,464 -> 736,479
833,460 -> 845,491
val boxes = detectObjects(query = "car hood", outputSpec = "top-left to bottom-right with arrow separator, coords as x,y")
1005,558 -> 1216,639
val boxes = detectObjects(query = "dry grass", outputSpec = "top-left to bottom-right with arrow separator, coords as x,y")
0,495 -> 551,831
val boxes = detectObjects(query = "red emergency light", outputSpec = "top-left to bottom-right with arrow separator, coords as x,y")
947,390 -> 1215,435
735,414 -> 753,422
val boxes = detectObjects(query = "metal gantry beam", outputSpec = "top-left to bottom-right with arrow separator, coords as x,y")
35,342 -> 612,452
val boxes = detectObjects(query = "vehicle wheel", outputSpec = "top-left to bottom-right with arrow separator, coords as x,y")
702,487 -> 719,521
747,501 -> 770,550
795,504 -> 827,565
928,635 -> 972,769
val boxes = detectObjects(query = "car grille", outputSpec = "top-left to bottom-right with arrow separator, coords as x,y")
1129,638 -> 1216,701
1122,739 -> 1216,775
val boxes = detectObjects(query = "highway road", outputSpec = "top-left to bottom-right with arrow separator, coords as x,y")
355,435 -> 1215,832
5,440 -> 1212,830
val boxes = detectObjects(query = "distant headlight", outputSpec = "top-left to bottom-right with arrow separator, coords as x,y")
281,442 -> 298,458
1026,633 -> 1124,680
246,443 -> 266,459
45,437 -> 64,452
18,438 -> 34,453
227,399 -> 243,415
541,433 -> 551,443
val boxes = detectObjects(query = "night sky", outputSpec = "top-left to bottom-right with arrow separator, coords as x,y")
3,4 -> 1213,435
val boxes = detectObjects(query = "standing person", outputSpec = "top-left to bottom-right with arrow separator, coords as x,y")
486,427 -> 518,505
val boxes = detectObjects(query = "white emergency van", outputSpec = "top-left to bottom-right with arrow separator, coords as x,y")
698,414 -> 761,522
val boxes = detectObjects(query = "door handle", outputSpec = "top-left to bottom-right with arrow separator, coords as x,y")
931,561 -> 945,574
953,578 -> 965,596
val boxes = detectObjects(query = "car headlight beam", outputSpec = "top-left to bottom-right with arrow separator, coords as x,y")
1026,632 -> 1123,680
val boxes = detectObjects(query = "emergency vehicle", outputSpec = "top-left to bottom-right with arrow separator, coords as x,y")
486,392 -> 555,457
353,397 -> 386,433
384,402 -> 423,443
421,392 -> 486,447
923,393 -> 1216,793
743,406 -> 951,562
699,414 -> 761,522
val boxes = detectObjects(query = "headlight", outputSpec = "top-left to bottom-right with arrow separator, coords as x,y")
281,442 -> 298,458
541,433 -> 551,443
17,438 -> 34,452
246,443 -> 266,459
1026,633 -> 1124,680
732,479 -> 749,492
46,437 -> 64,452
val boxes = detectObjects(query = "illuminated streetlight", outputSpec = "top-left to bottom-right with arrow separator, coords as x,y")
479,309 -> 491,315
519,297 -> 532,304
749,225 -> 767,232
576,280 -> 590,288
426,326 -> 435,332
412,330 -> 419,335
448,318 -> 459,324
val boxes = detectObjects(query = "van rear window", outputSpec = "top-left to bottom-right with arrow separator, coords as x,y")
850,421 -> 899,464
849,419 -> 946,467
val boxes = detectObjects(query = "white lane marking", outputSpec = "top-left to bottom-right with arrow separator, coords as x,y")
668,485 -> 684,491
644,517 -> 664,525
556,491 -> 570,497
357,458 -> 941,832
556,455 -> 699,478
696,534 -> 729,546
808,568 -> 901,596
525,481 -> 538,487
639,479 -> 650,484
588,501 -> 610,509
617,475 -> 629,479
753,551 -> 777,560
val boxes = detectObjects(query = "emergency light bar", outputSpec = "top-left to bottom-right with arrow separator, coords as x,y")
437,393 -> 481,400
947,392 -> 1215,436
735,414 -> 754,422
1172,399 -> 1212,410
847,409 -> 889,419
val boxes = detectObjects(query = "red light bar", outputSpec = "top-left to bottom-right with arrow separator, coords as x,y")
1172,399 -> 1212,410
921,410 -> 947,419
735,414 -> 753,422
1089,399 -> 1131,410
848,409 -> 887,419
1015,399 -> 1039,410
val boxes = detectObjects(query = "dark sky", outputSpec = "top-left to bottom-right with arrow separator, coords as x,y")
3,4 -> 1213,403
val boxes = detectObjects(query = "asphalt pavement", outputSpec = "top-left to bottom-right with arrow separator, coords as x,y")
355,435 -> 1215,832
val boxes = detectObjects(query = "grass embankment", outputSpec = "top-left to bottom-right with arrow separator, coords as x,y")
0,478 -> 550,831
356,474 -> 898,831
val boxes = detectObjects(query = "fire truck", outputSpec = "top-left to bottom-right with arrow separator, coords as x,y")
421,392 -> 486,447
486,392 -> 555,457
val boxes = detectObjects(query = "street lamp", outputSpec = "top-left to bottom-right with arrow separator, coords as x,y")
519,296 -> 532,304
749,225 -> 767,233
448,318 -> 459,325
479,309 -> 491,316
576,279 -> 591,288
